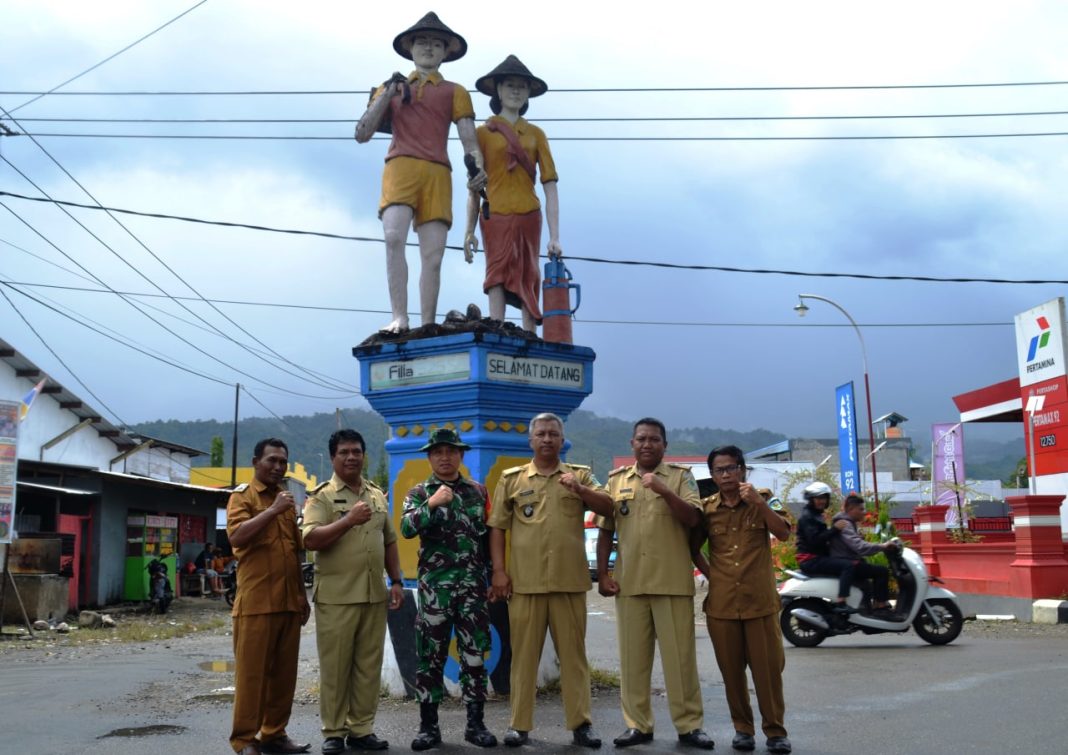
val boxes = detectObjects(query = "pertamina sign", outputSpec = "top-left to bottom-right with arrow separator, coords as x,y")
1015,298 -> 1068,476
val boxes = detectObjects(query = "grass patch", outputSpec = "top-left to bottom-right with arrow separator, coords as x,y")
539,666 -> 619,695
92,617 -> 229,644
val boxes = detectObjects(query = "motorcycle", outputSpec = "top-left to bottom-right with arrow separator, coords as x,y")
146,557 -> 173,614
302,561 -> 314,588
222,561 -> 238,607
778,538 -> 964,647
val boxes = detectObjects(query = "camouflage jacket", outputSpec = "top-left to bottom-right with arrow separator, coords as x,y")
401,474 -> 490,587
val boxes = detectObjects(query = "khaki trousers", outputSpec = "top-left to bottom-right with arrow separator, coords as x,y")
230,612 -> 302,752
706,613 -> 787,738
508,591 -> 591,731
315,601 -> 387,737
617,594 -> 703,734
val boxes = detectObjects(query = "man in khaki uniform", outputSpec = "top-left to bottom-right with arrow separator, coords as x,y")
691,445 -> 792,755
488,412 -> 613,748
226,438 -> 311,755
596,418 -> 714,750
303,430 -> 404,754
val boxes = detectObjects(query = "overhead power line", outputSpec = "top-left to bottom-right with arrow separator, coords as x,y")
0,111 -> 355,394
14,130 -> 1068,142
4,78 -> 1068,96
2,190 -> 1066,285
1,280 -> 1015,330
7,0 -> 210,115
0,285 -> 128,425
0,197 -> 357,400
14,108 -> 1068,124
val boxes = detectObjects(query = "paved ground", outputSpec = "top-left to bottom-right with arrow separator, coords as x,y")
3,591 -> 1068,753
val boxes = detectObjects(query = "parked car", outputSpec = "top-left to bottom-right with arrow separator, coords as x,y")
584,524 -> 616,581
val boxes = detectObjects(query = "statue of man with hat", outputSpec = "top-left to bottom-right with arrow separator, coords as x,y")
464,55 -> 559,334
356,11 -> 487,334
400,427 -> 498,750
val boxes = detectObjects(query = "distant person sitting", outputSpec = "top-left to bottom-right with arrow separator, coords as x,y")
195,544 -> 225,597
829,495 -> 898,617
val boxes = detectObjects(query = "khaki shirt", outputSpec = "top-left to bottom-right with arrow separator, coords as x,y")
701,493 -> 783,620
600,462 -> 701,597
302,474 -> 395,605
488,461 -> 596,594
226,478 -> 304,617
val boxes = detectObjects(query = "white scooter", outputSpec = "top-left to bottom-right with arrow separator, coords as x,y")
777,538 -> 964,647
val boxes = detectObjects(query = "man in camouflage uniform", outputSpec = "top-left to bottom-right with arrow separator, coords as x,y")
401,428 -> 497,750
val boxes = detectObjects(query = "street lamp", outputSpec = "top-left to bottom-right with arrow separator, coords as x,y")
794,294 -> 881,514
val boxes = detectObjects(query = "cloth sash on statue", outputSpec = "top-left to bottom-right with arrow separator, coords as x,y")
480,210 -> 543,324
485,120 -> 537,183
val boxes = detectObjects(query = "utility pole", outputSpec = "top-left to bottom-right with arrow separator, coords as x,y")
230,383 -> 240,487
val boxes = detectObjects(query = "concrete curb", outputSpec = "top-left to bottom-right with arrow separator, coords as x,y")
1032,599 -> 1068,624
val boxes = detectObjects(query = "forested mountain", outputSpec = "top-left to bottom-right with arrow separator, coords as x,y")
134,409 -> 785,482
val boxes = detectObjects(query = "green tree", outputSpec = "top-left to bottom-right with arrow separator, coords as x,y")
210,436 -> 225,467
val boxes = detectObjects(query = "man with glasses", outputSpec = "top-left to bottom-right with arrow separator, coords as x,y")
691,446 -> 793,754
597,418 -> 714,750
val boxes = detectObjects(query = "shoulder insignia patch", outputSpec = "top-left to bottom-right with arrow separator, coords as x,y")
365,479 -> 382,492
308,481 -> 329,494
566,463 -> 591,470
502,466 -> 523,477
608,466 -> 628,476
232,483 -> 249,492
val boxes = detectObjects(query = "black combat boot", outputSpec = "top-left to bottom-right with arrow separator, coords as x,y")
411,701 -> 442,751
464,701 -> 498,748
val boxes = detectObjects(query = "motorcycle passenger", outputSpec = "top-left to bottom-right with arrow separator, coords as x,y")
829,495 -> 898,617
794,482 -> 855,614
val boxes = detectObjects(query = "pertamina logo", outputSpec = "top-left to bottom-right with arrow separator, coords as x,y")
1026,316 -> 1055,373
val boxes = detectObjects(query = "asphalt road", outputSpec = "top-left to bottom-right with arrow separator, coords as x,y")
2,594 -> 1067,754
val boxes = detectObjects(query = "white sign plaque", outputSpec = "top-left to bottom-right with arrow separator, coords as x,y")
370,353 -> 471,390
486,353 -> 584,389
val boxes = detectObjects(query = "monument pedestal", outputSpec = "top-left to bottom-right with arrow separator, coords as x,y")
354,331 -> 596,695
355,332 -> 595,524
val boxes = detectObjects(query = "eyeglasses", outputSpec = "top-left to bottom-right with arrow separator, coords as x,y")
711,464 -> 743,477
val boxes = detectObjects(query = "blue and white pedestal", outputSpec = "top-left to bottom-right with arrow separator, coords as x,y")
353,331 -> 596,696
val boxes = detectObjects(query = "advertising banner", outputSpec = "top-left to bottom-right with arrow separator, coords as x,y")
836,382 -> 860,495
932,423 -> 966,528
0,400 -> 18,543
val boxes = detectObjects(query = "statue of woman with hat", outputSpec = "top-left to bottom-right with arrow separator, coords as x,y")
356,12 -> 487,334
463,55 -> 559,334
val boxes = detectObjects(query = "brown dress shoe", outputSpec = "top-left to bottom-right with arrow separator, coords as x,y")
260,736 -> 312,754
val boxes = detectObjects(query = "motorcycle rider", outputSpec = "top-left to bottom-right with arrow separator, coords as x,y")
794,482 -> 855,614
829,494 -> 898,617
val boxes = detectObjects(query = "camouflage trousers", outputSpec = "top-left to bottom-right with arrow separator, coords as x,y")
415,580 -> 490,703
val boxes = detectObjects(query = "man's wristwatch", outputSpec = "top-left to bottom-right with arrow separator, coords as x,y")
390,576 -> 404,587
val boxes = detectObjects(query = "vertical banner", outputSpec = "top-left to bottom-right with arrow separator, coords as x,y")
932,423 -> 966,528
0,400 -> 19,543
836,382 -> 860,495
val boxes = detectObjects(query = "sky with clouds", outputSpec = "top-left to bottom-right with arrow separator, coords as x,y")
3,0 -> 1066,447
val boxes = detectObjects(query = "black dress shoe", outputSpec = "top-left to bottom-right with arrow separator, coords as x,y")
572,723 -> 602,749
261,736 -> 312,754
321,737 -> 345,755
612,728 -> 653,748
730,731 -> 755,751
503,729 -> 528,747
346,733 -> 389,750
766,737 -> 792,754
678,729 -> 715,750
